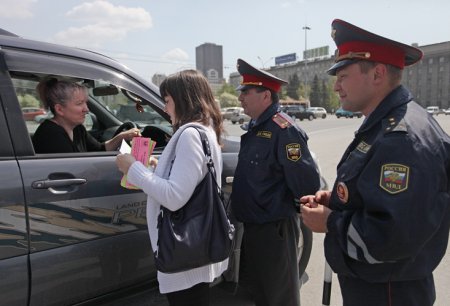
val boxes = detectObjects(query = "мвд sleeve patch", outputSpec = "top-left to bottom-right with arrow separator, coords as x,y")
379,163 -> 409,194
286,143 -> 301,162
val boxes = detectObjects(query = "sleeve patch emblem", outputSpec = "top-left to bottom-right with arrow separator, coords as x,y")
379,163 -> 409,194
286,143 -> 301,162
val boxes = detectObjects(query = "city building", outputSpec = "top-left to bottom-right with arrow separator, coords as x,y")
196,42 -> 224,92
230,41 -> 450,109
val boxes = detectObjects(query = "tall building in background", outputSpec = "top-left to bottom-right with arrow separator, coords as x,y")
196,43 -> 224,93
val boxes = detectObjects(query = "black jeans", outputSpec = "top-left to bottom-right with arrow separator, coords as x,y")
165,282 -> 210,306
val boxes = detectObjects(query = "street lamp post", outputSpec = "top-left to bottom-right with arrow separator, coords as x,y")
302,25 -> 311,101
257,56 -> 274,68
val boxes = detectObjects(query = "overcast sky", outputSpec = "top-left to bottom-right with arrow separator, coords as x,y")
1,0 -> 449,81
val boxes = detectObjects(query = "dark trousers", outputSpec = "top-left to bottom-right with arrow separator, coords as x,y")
338,274 -> 436,306
242,215 -> 301,306
165,282 -> 210,306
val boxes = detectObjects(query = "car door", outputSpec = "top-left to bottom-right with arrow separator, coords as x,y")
0,41 -> 167,305
0,61 -> 29,306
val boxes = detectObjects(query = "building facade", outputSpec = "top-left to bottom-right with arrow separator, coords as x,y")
196,43 -> 224,85
230,41 -> 450,109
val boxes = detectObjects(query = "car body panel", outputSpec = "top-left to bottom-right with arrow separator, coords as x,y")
221,107 -> 242,121
335,107 -> 363,118
22,107 -> 46,121
280,105 -> 315,121
230,108 -> 250,124
426,106 -> 443,115
307,107 -> 327,119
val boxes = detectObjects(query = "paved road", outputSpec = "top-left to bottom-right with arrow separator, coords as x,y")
111,115 -> 450,306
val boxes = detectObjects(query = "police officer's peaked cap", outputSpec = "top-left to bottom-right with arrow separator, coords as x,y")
236,58 -> 288,93
327,19 -> 423,75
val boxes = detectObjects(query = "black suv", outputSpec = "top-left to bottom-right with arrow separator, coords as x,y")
0,29 -> 317,305
280,105 -> 315,121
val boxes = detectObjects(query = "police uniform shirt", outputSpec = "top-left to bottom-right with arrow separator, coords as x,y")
324,85 -> 450,282
231,103 -> 320,224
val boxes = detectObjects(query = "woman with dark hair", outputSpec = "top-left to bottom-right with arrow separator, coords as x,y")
32,78 -> 140,153
116,70 -> 226,306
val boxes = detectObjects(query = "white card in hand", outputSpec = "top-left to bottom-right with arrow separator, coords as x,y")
119,139 -> 131,154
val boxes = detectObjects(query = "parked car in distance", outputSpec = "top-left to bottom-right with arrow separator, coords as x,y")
307,107 -> 327,119
335,107 -> 363,118
221,107 -> 242,121
426,106 -> 443,115
280,105 -> 315,121
230,107 -> 251,124
22,107 -> 46,121
444,108 -> 450,115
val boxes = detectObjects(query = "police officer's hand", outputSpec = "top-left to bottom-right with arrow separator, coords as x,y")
300,203 -> 332,233
300,190 -> 331,208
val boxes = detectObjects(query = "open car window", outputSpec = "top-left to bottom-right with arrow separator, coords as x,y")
12,74 -> 172,155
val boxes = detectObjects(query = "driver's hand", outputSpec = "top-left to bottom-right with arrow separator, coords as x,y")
121,128 -> 141,141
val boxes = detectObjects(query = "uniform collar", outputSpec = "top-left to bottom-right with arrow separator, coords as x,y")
357,85 -> 412,134
250,103 -> 279,129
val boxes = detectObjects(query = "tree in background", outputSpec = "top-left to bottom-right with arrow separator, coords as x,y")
218,92 -> 239,108
321,79 -> 330,110
309,75 -> 321,107
286,74 -> 300,100
297,83 -> 310,101
217,83 -> 238,97
326,78 -> 340,113
18,94 -> 40,108
306,75 -> 340,113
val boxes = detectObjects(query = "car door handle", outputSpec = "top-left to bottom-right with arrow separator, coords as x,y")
32,178 -> 87,189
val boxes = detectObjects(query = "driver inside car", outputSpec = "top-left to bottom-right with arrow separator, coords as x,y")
32,78 -> 140,153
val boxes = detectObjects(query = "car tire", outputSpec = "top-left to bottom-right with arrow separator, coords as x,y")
322,114 -> 326,119
239,118 -> 244,124
336,115 -> 341,118
231,121 -> 236,125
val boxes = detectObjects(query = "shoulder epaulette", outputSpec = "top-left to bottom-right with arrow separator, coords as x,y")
383,117 -> 407,134
272,112 -> 292,129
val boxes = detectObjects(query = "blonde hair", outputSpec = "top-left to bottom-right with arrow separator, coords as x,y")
36,78 -> 87,114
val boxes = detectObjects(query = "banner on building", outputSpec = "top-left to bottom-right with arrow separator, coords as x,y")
275,53 -> 297,65
303,46 -> 329,60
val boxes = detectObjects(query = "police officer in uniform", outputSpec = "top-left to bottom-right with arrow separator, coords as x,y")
301,19 -> 450,306
231,59 -> 320,306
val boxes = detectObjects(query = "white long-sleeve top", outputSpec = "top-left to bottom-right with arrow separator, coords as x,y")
126,123 -> 228,294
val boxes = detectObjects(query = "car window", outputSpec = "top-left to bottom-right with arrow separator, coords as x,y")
12,75 -> 171,154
